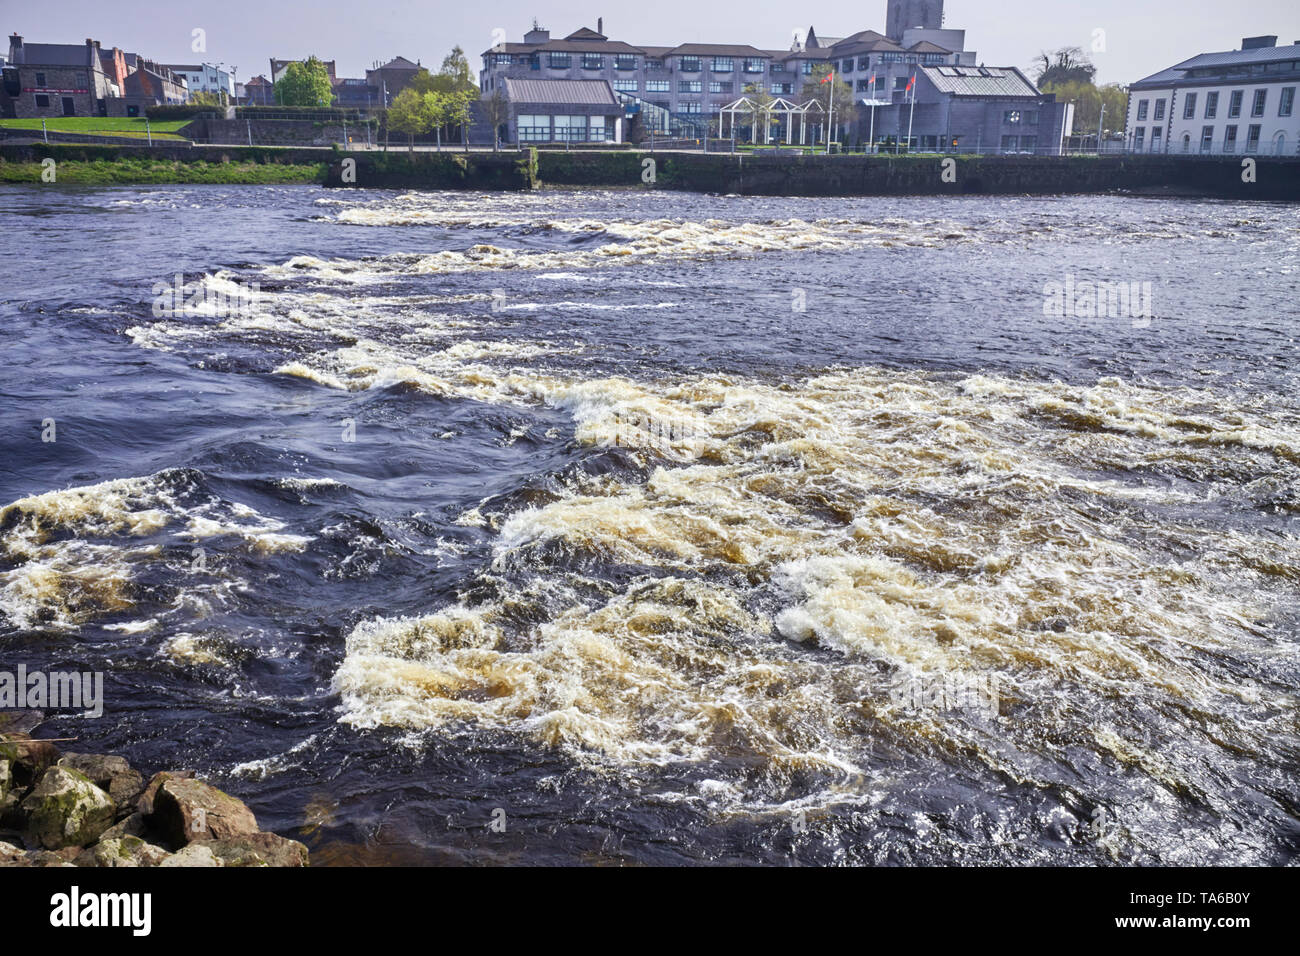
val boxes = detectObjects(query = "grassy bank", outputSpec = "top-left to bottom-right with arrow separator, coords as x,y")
0,156 -> 328,185
0,117 -> 191,141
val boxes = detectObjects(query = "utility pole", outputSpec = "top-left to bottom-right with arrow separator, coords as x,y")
1097,101 -> 1106,154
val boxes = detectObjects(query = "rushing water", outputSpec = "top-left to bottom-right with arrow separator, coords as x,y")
1,184 -> 1298,865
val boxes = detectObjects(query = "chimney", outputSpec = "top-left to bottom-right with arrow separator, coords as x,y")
9,33 -> 21,64
597,17 -> 603,35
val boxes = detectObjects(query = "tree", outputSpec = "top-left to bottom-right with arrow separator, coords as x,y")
439,46 -> 475,92
189,90 -> 225,108
1035,47 -> 1097,87
275,56 -> 334,107
1040,79 -> 1128,138
481,87 -> 509,151
800,64 -> 855,145
387,87 -> 431,151
740,81 -> 775,143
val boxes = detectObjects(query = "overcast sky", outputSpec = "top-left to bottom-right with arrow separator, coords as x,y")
8,0 -> 1300,86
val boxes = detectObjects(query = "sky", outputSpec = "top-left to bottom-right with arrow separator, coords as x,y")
6,0 -> 1300,87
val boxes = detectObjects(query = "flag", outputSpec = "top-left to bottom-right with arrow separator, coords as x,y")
905,73 -> 915,93
821,70 -> 834,84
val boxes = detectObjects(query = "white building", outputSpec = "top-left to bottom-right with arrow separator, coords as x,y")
1126,35 -> 1299,155
162,63 -> 233,100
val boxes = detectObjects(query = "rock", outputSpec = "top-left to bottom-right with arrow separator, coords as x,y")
0,759 -> 10,798
0,710 -> 44,736
20,766 -> 116,850
57,753 -> 143,815
0,733 -> 60,789
75,835 -> 171,868
0,839 -> 24,865
137,770 -> 195,817
23,849 -> 78,867
98,811 -> 147,842
198,832 -> 309,867
148,777 -> 258,848
157,843 -> 222,867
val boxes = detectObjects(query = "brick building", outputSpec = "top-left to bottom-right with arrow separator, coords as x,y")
1,34 -> 115,118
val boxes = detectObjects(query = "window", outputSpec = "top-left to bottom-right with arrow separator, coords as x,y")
1004,110 -> 1022,124
614,54 -> 637,71
1201,125 -> 1214,152
517,114 -> 550,142
709,81 -> 732,94
494,54 -> 513,66
581,54 -> 603,70
1251,89 -> 1266,117
771,82 -> 791,95
770,61 -> 786,73
679,80 -> 701,92
645,79 -> 669,93
858,57 -> 871,71
1229,90 -> 1243,117
680,101 -> 702,114
1183,92 -> 1197,118
612,79 -> 638,93
548,53 -> 570,69
1134,127 -> 1145,150
553,114 -> 587,141
680,56 -> 700,72
529,55 -> 540,71
856,79 -> 870,91
802,61 -> 815,75
1224,125 -> 1238,151
1026,111 -> 1040,126
1137,99 -> 1149,121
1205,91 -> 1218,118
841,59 -> 853,73
1281,87 -> 1295,117
1153,98 -> 1166,120
1020,136 -> 1037,151
711,57 -> 733,72
743,58 -> 764,73
34,92 -> 49,107
35,71 -> 46,86
1000,135 -> 1018,150
1246,123 -> 1261,151
1152,127 -> 1162,144
646,58 -> 663,71
587,118 -> 609,141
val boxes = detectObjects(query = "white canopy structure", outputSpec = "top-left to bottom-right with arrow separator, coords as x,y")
717,96 -> 827,146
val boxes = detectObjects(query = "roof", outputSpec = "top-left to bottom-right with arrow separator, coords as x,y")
374,56 -> 420,71
502,77 -> 618,106
1130,43 -> 1300,88
16,42 -> 92,67
908,40 -> 952,54
666,43 -> 769,58
923,65 -> 1041,97
566,27 -> 606,40
162,64 -> 205,72
641,46 -> 673,58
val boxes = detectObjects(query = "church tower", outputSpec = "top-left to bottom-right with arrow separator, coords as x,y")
886,0 -> 943,41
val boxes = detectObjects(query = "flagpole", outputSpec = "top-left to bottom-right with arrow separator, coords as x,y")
906,72 -> 916,153
826,69 -> 834,154
869,74 -> 876,153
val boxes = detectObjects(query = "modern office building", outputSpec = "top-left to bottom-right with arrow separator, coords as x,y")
1126,35 -> 1300,155
163,63 -> 233,100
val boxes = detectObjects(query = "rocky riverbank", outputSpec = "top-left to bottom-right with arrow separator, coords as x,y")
0,713 -> 307,867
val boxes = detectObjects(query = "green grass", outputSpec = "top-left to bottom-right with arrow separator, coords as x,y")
0,117 -> 191,141
0,157 -> 328,185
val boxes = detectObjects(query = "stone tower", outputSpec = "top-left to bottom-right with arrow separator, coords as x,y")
886,0 -> 943,41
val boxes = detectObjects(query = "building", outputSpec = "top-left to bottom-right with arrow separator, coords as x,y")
503,77 -> 622,143
365,56 -> 422,106
117,57 -> 188,115
163,64 -> 233,100
240,75 -> 274,105
477,2 -> 1062,149
1126,35 -> 1300,155
1,34 -> 116,118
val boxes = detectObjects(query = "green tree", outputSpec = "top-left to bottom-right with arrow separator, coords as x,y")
438,46 -> 475,92
275,56 -> 333,107
800,64 -> 855,146
1040,79 -> 1128,137
387,87 -> 431,151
